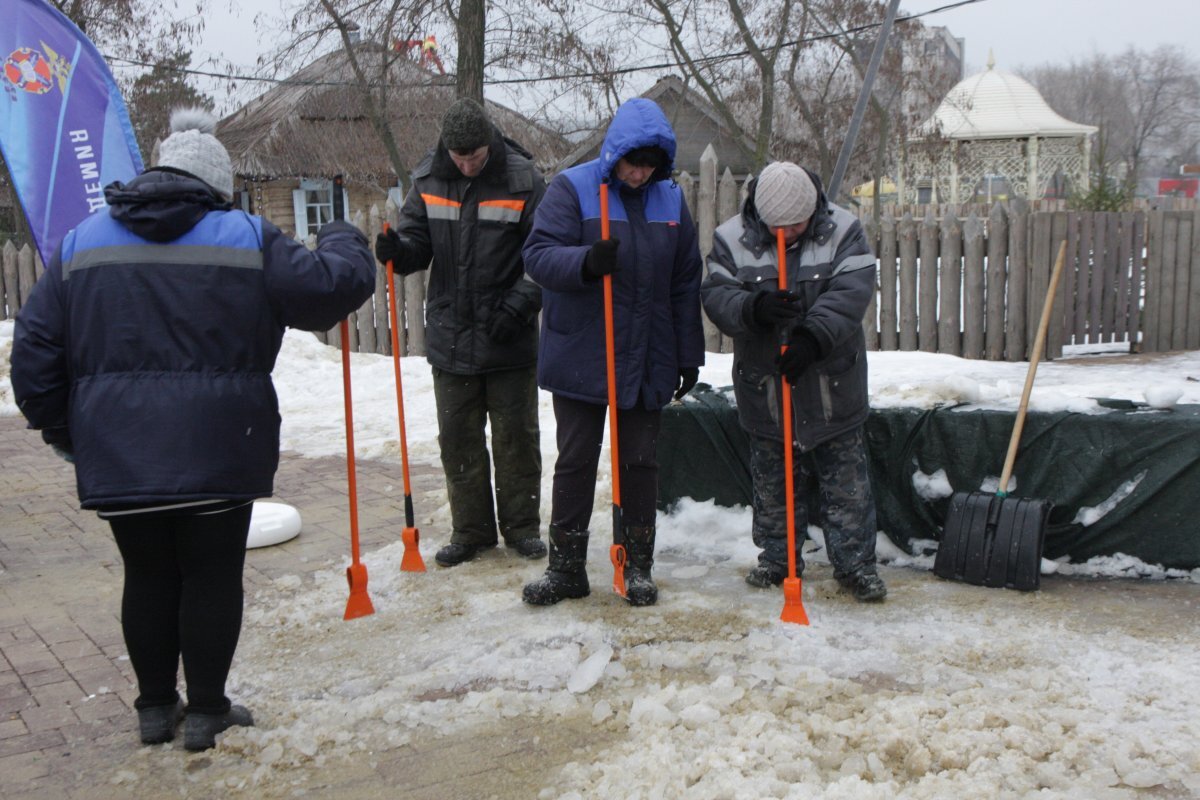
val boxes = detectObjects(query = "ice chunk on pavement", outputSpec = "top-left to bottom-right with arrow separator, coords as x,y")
567,644 -> 613,694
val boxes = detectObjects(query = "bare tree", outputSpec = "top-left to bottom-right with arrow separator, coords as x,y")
449,0 -> 485,102
1025,45 -> 1200,195
50,0 -> 207,59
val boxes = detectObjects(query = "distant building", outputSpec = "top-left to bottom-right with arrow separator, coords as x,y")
554,75 -> 760,181
215,42 -> 570,240
900,25 -> 964,123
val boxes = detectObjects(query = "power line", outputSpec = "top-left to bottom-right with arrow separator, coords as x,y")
106,0 -> 986,89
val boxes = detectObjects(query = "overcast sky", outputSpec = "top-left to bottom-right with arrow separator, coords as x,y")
188,0 -> 1200,111
899,0 -> 1200,73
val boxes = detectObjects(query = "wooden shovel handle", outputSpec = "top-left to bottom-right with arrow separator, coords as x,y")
998,239 -> 1067,495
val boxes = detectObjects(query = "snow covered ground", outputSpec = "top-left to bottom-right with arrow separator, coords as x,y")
2,320 -> 1199,798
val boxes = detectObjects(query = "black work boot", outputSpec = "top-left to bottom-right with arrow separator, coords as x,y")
623,525 -> 658,607
522,526 -> 590,606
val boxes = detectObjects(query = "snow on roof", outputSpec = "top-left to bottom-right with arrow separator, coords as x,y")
918,57 -> 1098,141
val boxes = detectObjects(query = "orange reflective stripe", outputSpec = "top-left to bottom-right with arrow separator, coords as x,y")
420,193 -> 461,208
479,199 -> 526,212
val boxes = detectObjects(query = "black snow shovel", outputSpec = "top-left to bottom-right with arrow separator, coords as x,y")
934,240 -> 1067,592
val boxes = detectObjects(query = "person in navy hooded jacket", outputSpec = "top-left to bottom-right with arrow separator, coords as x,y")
520,98 -> 705,607
10,109 -> 376,750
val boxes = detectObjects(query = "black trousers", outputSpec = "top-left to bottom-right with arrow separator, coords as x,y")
110,504 -> 251,714
551,394 -> 661,532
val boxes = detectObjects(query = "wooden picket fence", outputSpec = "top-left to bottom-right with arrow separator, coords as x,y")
0,240 -> 44,322
859,204 -> 1146,362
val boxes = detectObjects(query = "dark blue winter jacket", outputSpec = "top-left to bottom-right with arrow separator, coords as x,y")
523,99 -> 705,409
10,170 -> 376,509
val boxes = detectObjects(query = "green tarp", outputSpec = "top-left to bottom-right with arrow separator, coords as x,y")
658,386 -> 1200,569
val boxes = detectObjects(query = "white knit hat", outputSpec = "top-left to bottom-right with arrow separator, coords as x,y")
755,162 -> 817,227
156,108 -> 234,200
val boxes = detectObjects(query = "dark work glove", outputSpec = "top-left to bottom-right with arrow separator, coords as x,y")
41,426 -> 74,463
777,327 -> 821,384
749,290 -> 803,328
674,367 -> 700,400
488,306 -> 525,344
374,230 -> 419,276
582,238 -> 621,281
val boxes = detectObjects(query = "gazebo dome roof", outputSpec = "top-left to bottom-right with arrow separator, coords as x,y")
919,57 -> 1098,140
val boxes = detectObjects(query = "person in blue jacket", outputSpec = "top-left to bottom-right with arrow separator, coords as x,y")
10,109 -> 377,750
521,98 -> 705,607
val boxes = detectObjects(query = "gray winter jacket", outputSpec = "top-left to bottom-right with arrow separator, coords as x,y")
701,173 -> 876,450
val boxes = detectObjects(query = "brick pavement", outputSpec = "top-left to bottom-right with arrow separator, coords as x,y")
0,415 -> 587,799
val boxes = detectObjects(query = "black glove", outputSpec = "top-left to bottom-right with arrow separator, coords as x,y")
777,327 -> 821,384
488,306 -> 525,344
374,230 -> 420,276
674,367 -> 699,400
749,290 -> 803,328
582,238 -> 621,281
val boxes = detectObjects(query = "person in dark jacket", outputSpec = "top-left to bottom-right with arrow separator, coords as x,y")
701,161 -> 885,602
520,98 -> 705,608
10,109 -> 377,749
374,98 -> 547,567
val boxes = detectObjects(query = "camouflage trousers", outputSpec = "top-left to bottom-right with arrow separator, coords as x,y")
432,365 -> 541,547
749,426 -> 877,580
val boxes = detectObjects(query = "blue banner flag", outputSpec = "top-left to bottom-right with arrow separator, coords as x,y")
0,0 -> 143,264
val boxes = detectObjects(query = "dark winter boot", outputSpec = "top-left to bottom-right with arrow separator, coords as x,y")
137,699 -> 184,745
522,526 -> 590,606
623,525 -> 658,607
184,704 -> 255,752
837,569 -> 887,602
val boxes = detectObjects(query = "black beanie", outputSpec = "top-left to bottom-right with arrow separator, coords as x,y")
441,98 -> 492,151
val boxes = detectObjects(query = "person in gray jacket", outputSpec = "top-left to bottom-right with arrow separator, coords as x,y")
701,161 -> 886,602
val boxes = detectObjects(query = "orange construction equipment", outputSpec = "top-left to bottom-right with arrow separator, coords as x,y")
340,318 -> 375,619
600,184 -> 627,598
332,175 -> 374,620
776,228 -> 809,626
382,222 -> 426,573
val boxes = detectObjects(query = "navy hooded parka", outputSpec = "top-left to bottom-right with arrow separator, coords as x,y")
522,98 -> 705,410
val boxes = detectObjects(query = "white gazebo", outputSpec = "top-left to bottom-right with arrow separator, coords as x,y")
900,53 -> 1098,205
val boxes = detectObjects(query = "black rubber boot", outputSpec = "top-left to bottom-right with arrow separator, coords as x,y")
623,525 -> 658,607
522,526 -> 590,606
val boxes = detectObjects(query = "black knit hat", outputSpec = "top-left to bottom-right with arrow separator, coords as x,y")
440,98 -> 492,151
